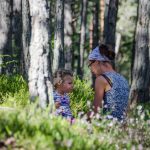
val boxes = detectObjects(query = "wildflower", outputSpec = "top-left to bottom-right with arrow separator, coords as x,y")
138,144 -> 143,150
137,105 -> 142,110
87,100 -> 91,108
108,122 -> 113,127
64,139 -> 73,148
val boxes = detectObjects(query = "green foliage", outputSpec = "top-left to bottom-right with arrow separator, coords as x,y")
116,0 -> 138,82
0,55 -> 18,73
0,75 -> 29,107
0,75 -> 150,149
70,77 -> 94,117
0,105 -> 150,150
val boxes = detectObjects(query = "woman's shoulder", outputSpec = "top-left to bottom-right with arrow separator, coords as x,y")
96,75 -> 108,83
103,71 -> 126,81
95,75 -> 109,89
103,72 -> 129,89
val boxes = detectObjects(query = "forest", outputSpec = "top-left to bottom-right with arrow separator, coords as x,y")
0,0 -> 150,149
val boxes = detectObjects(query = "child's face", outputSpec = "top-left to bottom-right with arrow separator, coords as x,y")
62,75 -> 73,93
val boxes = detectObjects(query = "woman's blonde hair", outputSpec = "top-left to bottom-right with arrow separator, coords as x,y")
53,69 -> 73,89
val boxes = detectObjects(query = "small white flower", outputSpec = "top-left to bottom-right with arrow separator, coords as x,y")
147,120 -> 150,125
131,145 -> 136,150
115,144 -> 119,150
95,113 -> 100,119
138,144 -> 143,150
137,105 -> 142,110
140,113 -> 145,120
129,118 -> 134,124
103,104 -> 108,108
65,139 -> 73,148
108,122 -> 113,127
87,100 -> 91,107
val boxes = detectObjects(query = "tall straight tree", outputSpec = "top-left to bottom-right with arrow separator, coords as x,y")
103,0 -> 118,49
129,0 -> 150,105
89,1 -> 99,49
28,0 -> 53,109
92,0 -> 99,49
77,0 -> 88,78
99,0 -> 105,41
21,0 -> 30,79
12,0 -> 22,73
70,1 -> 80,72
53,0 -> 64,73
48,0 -> 53,74
64,0 -> 73,70
92,0 -> 100,88
0,0 -> 12,74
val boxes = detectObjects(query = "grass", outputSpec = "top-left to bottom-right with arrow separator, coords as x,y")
0,75 -> 150,149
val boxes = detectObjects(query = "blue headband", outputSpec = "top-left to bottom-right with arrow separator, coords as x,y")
88,46 -> 110,62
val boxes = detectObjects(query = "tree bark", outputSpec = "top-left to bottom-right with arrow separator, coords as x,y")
64,0 -> 73,70
92,0 -> 99,88
21,0 -> 31,79
53,0 -> 64,73
92,0 -> 99,49
129,0 -> 150,105
99,0 -> 105,41
48,0 -> 53,74
28,0 -> 53,109
103,0 -> 118,50
0,0 -> 12,74
77,0 -> 88,79
12,0 -> 22,73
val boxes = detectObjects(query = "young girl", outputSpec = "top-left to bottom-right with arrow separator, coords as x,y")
53,69 -> 74,122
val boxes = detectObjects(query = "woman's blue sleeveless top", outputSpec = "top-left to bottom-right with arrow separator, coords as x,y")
102,72 -> 129,121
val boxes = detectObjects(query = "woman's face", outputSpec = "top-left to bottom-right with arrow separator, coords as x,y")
88,60 -> 102,76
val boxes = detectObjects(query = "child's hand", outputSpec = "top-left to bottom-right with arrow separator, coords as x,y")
55,102 -> 61,109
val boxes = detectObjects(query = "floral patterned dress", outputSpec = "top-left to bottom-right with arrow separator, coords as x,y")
53,91 -> 73,119
102,72 -> 129,121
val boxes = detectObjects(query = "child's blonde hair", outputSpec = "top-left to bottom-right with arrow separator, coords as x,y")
53,69 -> 73,89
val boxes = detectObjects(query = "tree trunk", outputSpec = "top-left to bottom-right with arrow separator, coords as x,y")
92,0 -> 99,49
89,21 -> 93,50
28,0 -> 53,109
103,0 -> 118,50
92,0 -> 99,88
48,0 -> 52,74
114,32 -> 121,72
21,0 -> 31,79
12,0 -> 22,73
0,0 -> 12,74
77,0 -> 88,79
53,0 -> 64,73
64,0 -> 73,70
70,1 -> 80,72
99,0 -> 105,41
129,0 -> 150,105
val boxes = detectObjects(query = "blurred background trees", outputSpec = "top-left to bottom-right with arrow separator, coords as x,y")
129,0 -> 150,105
0,0 -> 149,107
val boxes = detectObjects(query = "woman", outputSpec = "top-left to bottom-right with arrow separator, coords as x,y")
88,44 -> 129,121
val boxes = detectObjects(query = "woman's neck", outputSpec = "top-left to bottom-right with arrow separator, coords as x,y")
103,67 -> 115,73
97,66 -> 115,77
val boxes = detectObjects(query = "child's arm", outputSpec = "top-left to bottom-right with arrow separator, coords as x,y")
55,101 -> 61,109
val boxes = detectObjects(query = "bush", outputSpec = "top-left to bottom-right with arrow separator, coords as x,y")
0,105 -> 150,150
0,75 -> 29,107
69,77 -> 94,117
0,75 -> 150,149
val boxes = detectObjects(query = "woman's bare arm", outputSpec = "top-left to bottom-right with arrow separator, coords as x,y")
87,76 -> 106,120
92,76 -> 106,113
